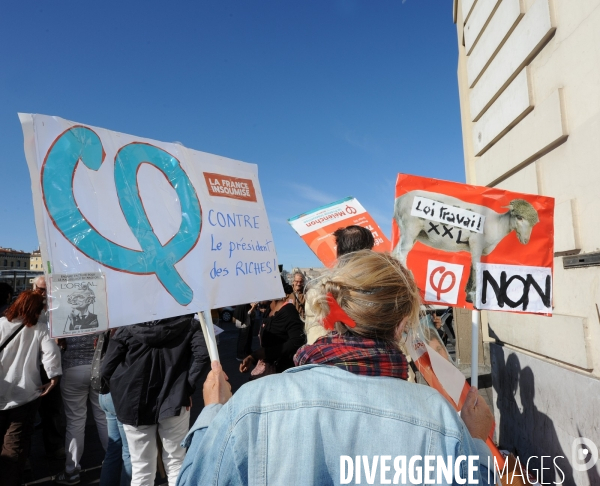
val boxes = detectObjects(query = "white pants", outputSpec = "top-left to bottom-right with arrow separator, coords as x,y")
123,408 -> 190,486
61,364 -> 108,473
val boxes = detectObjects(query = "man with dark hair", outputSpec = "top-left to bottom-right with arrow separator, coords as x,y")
304,225 -> 376,344
333,225 -> 374,257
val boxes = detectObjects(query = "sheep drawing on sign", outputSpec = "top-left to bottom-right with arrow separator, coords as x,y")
392,191 -> 539,303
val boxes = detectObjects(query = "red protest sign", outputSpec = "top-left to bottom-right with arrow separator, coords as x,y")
289,197 -> 390,268
391,174 -> 554,314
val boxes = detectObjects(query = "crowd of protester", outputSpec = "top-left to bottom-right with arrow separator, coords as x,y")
0,225 -> 492,486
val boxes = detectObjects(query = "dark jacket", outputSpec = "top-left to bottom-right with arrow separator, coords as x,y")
101,314 -> 209,426
232,304 -> 251,327
257,303 -> 306,372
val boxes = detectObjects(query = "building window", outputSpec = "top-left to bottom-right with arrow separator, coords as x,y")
17,261 -> 21,267
10,262 -> 14,267
3,260 -> 6,266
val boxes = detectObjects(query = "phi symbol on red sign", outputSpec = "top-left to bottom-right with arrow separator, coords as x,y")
424,260 -> 464,305
429,267 -> 456,300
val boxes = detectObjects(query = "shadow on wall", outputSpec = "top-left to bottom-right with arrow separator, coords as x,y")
490,344 -> 599,486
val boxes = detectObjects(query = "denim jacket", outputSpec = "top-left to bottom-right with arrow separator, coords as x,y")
177,365 -> 492,486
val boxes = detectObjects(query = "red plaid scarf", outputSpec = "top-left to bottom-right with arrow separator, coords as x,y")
293,333 -> 408,380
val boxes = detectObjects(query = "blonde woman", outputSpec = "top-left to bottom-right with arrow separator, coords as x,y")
178,251 -> 495,486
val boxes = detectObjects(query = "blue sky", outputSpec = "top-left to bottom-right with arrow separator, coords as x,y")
0,0 -> 463,270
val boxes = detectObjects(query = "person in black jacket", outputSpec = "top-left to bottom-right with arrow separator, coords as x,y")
233,302 -> 259,361
239,281 -> 306,376
101,314 -> 209,486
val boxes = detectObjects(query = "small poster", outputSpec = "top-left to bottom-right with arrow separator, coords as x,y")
288,197 -> 391,268
48,272 -> 109,337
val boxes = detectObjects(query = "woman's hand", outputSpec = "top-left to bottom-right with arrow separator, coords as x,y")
239,355 -> 256,373
39,376 -> 60,397
460,387 -> 494,441
203,361 -> 232,406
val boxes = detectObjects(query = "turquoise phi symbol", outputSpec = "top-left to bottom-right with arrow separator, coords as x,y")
41,126 -> 201,305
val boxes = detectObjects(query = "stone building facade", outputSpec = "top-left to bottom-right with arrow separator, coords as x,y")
30,249 -> 43,271
0,247 -> 32,291
453,0 -> 600,483
0,247 -> 31,270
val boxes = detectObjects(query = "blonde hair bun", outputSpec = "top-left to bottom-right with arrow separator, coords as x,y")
307,250 -> 421,344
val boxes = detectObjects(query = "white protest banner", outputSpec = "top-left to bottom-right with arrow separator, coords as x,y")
21,114 -> 284,337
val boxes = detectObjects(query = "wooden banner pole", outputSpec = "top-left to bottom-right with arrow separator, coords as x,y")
471,309 -> 480,389
198,310 -> 220,362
